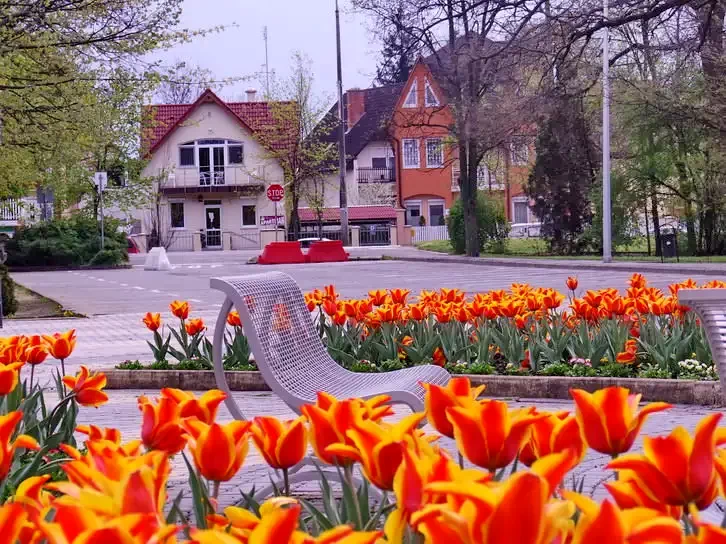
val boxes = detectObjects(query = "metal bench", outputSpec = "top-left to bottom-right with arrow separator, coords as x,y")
209,271 -> 450,497
676,288 -> 726,403
210,271 -> 450,419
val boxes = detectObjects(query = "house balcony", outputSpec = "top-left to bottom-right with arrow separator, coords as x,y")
357,167 -> 396,184
0,197 -> 44,227
160,167 -> 265,196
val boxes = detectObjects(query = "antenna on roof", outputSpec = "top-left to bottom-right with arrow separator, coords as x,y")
263,26 -> 271,98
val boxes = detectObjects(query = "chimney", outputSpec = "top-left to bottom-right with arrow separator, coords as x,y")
246,89 -> 257,102
346,88 -> 366,128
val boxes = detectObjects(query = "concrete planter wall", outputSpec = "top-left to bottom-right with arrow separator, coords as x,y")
105,369 -> 723,406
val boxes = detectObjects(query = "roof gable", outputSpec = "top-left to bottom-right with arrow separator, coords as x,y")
142,89 -> 295,155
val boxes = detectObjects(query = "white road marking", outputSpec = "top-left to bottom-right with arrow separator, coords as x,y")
189,298 -> 202,303
133,286 -> 145,290
120,283 -> 128,287
96,278 -> 105,282
151,289 -> 161,293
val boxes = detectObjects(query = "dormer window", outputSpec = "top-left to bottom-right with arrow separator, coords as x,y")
424,80 -> 439,106
403,80 -> 418,108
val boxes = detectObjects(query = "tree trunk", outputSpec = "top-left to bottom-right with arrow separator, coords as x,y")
649,181 -> 661,257
459,140 -> 479,257
289,193 -> 301,239
643,196 -> 651,256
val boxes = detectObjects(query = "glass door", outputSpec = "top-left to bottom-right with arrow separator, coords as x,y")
205,206 -> 222,248
198,145 -> 225,186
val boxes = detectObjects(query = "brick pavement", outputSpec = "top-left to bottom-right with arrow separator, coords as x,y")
76,389 -> 725,523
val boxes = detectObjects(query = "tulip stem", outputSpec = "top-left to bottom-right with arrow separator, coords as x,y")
283,468 -> 290,496
458,452 -> 464,469
343,464 -> 363,529
211,480 -> 220,501
29,365 -> 34,391
60,358 -> 66,392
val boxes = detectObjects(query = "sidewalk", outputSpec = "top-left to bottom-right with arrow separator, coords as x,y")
386,248 -> 726,276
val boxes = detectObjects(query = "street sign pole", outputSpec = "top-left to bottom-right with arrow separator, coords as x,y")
274,201 -> 278,242
100,185 -> 105,249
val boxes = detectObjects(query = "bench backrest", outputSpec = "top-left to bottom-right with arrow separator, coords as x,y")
210,272 -> 344,405
677,288 -> 726,402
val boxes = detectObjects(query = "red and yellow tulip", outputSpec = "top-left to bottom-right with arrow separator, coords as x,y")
138,395 -> 188,455
183,419 -> 251,482
518,410 -> 586,466
62,366 -> 109,407
142,312 -> 162,332
421,377 -> 486,438
0,411 -> 39,480
43,329 -> 76,360
250,415 -> 308,470
447,399 -> 545,471
169,300 -> 190,320
160,388 -> 227,425
608,412 -> 723,509
184,317 -> 206,336
570,386 -> 671,456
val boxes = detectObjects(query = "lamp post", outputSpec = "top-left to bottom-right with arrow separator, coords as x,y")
335,0 -> 349,246
602,0 -> 612,263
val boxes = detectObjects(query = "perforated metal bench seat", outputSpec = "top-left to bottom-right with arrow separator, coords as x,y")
210,271 -> 451,420
676,288 -> 726,403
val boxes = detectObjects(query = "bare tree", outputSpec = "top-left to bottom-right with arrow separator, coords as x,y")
155,62 -> 217,104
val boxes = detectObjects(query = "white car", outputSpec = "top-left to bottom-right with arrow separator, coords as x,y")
298,237 -> 331,249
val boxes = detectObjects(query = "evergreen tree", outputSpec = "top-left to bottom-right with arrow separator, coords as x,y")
374,3 -> 417,85
526,93 -> 598,254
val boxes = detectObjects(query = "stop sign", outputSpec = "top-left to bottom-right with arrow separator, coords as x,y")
266,184 -> 284,202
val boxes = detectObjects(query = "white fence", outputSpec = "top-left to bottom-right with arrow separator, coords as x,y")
510,222 -> 542,238
412,225 -> 448,243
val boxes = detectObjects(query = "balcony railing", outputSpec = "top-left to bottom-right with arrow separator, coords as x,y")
0,197 -> 43,224
357,167 -> 396,184
163,167 -> 264,190
451,167 -> 505,192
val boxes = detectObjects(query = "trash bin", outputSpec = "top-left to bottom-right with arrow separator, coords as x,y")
661,231 -> 678,258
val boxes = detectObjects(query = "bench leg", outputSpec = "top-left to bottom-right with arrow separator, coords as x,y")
213,297 -> 247,421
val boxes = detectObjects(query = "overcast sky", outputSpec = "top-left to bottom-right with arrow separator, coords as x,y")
157,0 -> 380,105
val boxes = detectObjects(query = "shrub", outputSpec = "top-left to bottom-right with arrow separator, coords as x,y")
6,215 -> 128,267
447,195 -> 509,254
0,265 -> 17,316
88,249 -> 127,266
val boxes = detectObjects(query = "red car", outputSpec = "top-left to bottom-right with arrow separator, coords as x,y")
127,238 -> 140,254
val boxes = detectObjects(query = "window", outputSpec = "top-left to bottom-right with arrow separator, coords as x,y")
513,199 -> 529,224
179,146 -> 195,167
371,157 -> 388,169
510,140 -> 529,165
429,201 -> 445,226
170,202 -> 185,229
424,80 -> 439,107
405,202 -> 421,226
402,139 -> 419,168
228,144 -> 244,165
242,204 -> 257,227
403,80 -> 418,108
426,138 -> 443,168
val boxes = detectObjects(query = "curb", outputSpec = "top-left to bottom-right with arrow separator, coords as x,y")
104,369 -> 723,406
9,264 -> 133,273
387,253 -> 726,276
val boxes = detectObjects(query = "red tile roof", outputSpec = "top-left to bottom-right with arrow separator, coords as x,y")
298,206 -> 398,222
142,89 -> 296,155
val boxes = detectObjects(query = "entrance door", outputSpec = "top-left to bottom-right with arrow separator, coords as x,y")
205,206 -> 222,249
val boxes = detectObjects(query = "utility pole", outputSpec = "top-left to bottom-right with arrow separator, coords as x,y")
335,0 -> 349,246
602,0 -> 612,263
263,26 -> 271,97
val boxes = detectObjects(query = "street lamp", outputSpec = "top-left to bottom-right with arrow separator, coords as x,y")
602,0 -> 612,263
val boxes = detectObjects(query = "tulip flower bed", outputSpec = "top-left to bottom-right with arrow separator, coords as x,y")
2,326 -> 726,543
121,302 -> 256,371
304,274 -> 722,381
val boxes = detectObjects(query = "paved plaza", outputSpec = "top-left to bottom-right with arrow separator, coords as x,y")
4,250 -> 726,521
6,248 -> 726,374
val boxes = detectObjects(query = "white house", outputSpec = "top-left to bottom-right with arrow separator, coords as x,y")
140,89 -> 290,251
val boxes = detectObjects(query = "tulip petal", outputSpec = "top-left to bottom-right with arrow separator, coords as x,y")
570,388 -> 611,454
248,502 -> 300,544
687,412 -> 722,500
274,418 -> 307,469
484,472 -> 547,543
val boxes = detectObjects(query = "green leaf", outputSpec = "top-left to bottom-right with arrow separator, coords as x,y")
299,498 -> 335,532
181,451 -> 209,529
166,490 -> 186,525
